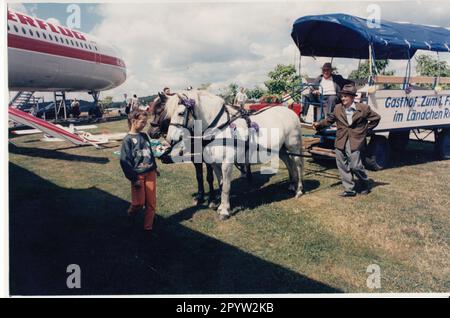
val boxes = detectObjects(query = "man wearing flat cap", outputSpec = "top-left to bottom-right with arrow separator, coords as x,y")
302,62 -> 353,121
313,83 -> 381,197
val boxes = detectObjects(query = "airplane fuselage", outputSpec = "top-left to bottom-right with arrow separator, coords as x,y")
7,10 -> 126,92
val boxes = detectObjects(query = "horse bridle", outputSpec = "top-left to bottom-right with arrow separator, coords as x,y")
169,96 -> 198,134
148,94 -> 171,138
165,95 -> 282,167
169,95 -> 278,145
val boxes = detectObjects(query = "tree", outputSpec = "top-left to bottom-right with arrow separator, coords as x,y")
348,60 -> 392,81
415,54 -> 450,89
218,83 -> 238,105
264,64 -> 302,96
100,96 -> 113,108
416,54 -> 450,77
348,60 -> 396,88
246,86 -> 266,100
139,95 -> 158,105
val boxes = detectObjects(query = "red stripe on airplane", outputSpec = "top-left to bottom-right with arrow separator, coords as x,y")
8,33 -> 125,68
8,107 -> 86,142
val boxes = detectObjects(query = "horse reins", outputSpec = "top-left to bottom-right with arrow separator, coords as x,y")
154,97 -> 311,159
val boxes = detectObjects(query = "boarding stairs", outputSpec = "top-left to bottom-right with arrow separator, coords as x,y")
9,91 -> 35,109
53,91 -> 68,121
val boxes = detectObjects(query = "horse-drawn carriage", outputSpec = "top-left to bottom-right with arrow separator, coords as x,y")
291,14 -> 450,169
150,14 -> 450,219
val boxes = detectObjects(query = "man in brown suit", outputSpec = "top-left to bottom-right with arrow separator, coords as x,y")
313,83 -> 381,197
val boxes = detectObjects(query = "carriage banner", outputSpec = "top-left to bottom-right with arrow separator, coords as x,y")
369,90 -> 450,131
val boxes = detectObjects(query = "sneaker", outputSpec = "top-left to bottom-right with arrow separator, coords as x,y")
338,191 -> 356,197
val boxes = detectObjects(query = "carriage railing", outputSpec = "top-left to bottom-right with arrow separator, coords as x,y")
372,75 -> 450,88
289,83 -> 340,146
291,83 -> 325,122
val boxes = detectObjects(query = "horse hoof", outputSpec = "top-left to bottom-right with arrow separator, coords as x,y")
208,201 -> 219,210
295,190 -> 304,198
218,213 -> 230,221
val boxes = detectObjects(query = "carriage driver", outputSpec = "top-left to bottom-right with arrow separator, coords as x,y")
302,62 -> 353,121
313,83 -> 381,197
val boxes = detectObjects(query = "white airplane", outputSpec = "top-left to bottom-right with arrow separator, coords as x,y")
7,9 -> 127,147
8,9 -> 126,92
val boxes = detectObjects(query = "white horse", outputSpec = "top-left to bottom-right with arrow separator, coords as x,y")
164,90 -> 304,219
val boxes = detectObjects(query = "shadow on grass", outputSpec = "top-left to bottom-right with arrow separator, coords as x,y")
388,140 -> 443,168
9,163 -> 340,295
230,176 -> 321,215
171,167 -> 325,220
310,140 -> 444,170
9,143 -> 109,164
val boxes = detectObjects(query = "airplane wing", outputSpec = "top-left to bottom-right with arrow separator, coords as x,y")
9,107 -> 87,145
10,124 -> 98,135
9,107 -> 126,148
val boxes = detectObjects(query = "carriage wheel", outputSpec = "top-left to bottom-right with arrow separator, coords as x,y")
435,128 -> 450,160
364,135 -> 390,171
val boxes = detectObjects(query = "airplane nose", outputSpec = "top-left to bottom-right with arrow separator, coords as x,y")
109,45 -> 127,85
118,58 -> 126,69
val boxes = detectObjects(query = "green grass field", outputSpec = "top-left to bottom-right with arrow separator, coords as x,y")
8,118 -> 450,294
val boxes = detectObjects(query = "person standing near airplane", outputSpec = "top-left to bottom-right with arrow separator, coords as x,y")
125,98 -> 132,115
71,98 -> 80,119
131,94 -> 140,112
234,87 -> 248,108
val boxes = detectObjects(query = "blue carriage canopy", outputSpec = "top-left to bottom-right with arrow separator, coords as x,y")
291,14 -> 450,60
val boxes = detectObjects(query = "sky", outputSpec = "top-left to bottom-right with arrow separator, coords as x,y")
7,0 -> 450,102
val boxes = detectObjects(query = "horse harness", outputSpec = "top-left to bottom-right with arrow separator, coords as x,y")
170,95 -> 272,144
165,96 -> 285,166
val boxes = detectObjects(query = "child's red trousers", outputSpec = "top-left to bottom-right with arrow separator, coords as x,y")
129,170 -> 156,230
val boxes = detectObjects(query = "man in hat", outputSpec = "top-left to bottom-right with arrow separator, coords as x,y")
302,62 -> 353,121
312,83 -> 381,197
